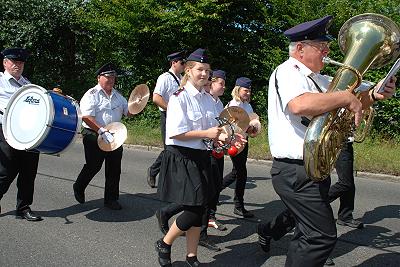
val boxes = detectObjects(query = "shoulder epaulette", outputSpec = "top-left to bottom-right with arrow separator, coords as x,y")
173,87 -> 185,96
89,88 -> 98,94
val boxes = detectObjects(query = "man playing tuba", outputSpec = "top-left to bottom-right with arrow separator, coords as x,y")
258,15 -> 396,267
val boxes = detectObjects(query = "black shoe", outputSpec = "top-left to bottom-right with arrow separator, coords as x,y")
256,224 -> 272,253
186,255 -> 201,267
155,239 -> 172,267
208,217 -> 227,231
147,168 -> 156,188
336,218 -> 364,229
234,207 -> 254,218
16,209 -> 43,221
199,237 -> 221,251
73,183 -> 85,204
104,201 -> 122,210
325,257 -> 335,266
155,210 -> 170,235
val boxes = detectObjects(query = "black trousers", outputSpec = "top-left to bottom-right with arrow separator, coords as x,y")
200,154 -> 224,238
148,111 -> 166,178
74,128 -> 123,203
260,143 -> 357,241
329,142 -> 355,221
0,125 -> 40,211
222,142 -> 249,208
271,159 -> 337,267
209,156 -> 224,215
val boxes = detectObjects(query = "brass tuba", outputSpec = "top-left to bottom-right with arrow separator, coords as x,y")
303,13 -> 400,181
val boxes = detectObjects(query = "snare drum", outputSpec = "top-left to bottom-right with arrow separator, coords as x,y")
2,84 -> 81,154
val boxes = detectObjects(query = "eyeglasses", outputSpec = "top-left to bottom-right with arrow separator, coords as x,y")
302,41 -> 330,52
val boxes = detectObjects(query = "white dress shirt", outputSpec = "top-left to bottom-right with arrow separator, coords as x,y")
0,71 -> 30,121
80,84 -> 128,128
165,81 -> 216,150
227,99 -> 254,114
153,68 -> 182,111
268,57 -> 328,159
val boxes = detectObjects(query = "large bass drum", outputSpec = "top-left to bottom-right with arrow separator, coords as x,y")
2,84 -> 81,154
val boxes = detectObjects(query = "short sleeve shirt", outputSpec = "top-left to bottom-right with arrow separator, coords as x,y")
268,57 -> 328,159
0,71 -> 30,122
165,81 -> 215,150
214,97 -> 224,115
228,99 -> 254,114
153,68 -> 182,111
80,84 -> 128,128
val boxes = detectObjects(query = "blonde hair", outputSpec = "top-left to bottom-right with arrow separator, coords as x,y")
178,61 -> 197,89
231,85 -> 251,102
230,85 -> 242,102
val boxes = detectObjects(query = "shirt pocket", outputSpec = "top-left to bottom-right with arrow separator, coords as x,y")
206,110 -> 218,127
111,105 -> 123,114
96,101 -> 110,112
187,110 -> 203,129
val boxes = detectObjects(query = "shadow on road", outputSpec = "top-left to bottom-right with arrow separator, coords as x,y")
330,204 -> 400,265
23,192 -> 164,223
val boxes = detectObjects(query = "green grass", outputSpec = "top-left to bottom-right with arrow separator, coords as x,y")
354,139 -> 400,176
126,121 -> 163,147
125,122 -> 400,176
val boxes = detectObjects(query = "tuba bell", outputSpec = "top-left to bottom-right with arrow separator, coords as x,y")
303,13 -> 400,181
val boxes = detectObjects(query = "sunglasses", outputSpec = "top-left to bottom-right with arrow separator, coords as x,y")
301,41 -> 330,52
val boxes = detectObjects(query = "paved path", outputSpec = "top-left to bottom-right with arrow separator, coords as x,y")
0,143 -> 399,266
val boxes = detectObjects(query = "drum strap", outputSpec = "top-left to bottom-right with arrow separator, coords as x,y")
168,71 -> 180,87
9,77 -> 24,88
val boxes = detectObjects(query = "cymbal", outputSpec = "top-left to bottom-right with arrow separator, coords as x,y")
219,106 -> 250,132
248,112 -> 259,121
97,122 -> 128,151
221,123 -> 248,155
128,84 -> 150,114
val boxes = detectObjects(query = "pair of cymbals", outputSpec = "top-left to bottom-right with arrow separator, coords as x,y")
97,122 -> 127,151
219,106 -> 250,132
219,107 -> 251,155
128,84 -> 150,115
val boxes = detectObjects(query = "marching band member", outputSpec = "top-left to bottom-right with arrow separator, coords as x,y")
73,63 -> 133,210
257,15 -> 396,267
151,51 -> 187,237
221,77 -> 255,218
147,51 -> 185,188
155,48 -> 230,266
0,48 -> 42,221
197,70 -> 228,252
207,70 -> 227,231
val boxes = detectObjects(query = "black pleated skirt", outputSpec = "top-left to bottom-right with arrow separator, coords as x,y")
157,145 -> 214,206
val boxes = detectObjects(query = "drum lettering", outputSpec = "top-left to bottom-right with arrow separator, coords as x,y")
23,96 -> 40,105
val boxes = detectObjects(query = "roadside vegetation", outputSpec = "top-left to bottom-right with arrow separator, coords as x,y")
125,119 -> 400,176
2,1 -> 399,175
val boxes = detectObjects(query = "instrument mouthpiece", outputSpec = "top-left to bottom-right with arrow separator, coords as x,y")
322,57 -> 331,64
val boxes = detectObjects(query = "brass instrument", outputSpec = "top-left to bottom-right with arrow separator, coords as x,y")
303,13 -> 400,181
354,106 -> 375,143
325,73 -> 376,143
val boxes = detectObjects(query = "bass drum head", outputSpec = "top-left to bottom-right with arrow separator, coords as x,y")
3,84 -> 52,150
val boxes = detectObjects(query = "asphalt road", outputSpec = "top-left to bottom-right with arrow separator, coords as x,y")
0,143 -> 399,266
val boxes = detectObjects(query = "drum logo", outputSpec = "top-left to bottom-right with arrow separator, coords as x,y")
24,96 -> 40,105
